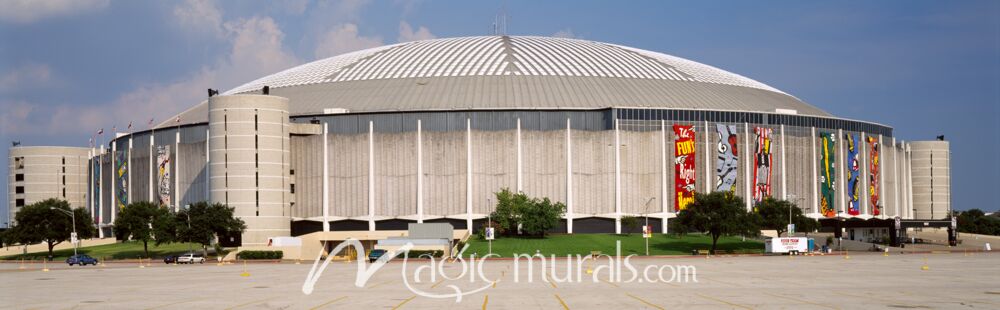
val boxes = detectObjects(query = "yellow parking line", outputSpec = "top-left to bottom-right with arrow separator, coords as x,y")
549,280 -> 558,288
763,292 -> 838,309
626,293 -> 665,310
482,294 -> 489,310
392,295 -> 416,310
599,278 -> 619,288
368,280 -> 391,289
430,279 -> 445,288
225,296 -> 277,310
309,296 -> 347,310
695,293 -> 751,310
554,294 -> 570,309
144,298 -> 205,310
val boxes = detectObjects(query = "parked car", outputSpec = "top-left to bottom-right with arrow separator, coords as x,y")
66,254 -> 98,266
368,249 -> 387,262
176,253 -> 205,264
163,255 -> 178,264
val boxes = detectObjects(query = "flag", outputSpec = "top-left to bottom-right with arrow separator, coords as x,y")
175,116 -> 181,123
112,125 -> 116,133
148,118 -> 154,126
127,121 -> 133,131
97,128 -> 104,135
89,137 -> 94,147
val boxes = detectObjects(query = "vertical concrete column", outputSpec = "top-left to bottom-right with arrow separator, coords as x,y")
416,119 -> 423,223
780,124 -> 787,200
614,118 -> 622,234
861,132 -> 868,216
660,120 -> 668,233
516,118 -> 522,192
98,145 -> 104,237
744,123 -> 752,211
879,135 -> 886,219
892,137 -> 903,217
811,127 -> 819,215
466,118 -> 473,230
905,144 -> 913,219
128,137 -> 132,204
149,135 -> 154,201
205,129 -> 210,201
565,118 -> 573,234
704,120 -> 710,193
88,149 -> 94,219
368,121 -> 375,231
322,122 -> 330,232
838,129 -> 845,216
111,141 -> 116,222
208,94 -> 290,246
174,130 -> 180,211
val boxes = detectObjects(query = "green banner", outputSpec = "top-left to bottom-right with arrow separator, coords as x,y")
819,132 -> 836,218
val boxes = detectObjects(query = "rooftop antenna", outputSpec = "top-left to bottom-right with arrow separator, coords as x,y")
491,4 -> 509,35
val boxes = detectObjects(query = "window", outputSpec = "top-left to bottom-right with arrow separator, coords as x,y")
15,186 -> 24,194
289,169 -> 295,175
290,183 -> 295,194
15,174 -> 24,182
14,157 -> 24,169
62,188 -> 66,198
16,199 -> 25,207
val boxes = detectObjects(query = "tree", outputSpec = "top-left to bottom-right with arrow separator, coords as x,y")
957,209 -> 1000,236
676,192 -> 759,254
755,197 -> 819,237
518,197 -> 566,237
9,199 -> 96,258
489,189 -> 566,237
113,201 -> 175,257
176,202 -> 246,255
620,216 -> 640,235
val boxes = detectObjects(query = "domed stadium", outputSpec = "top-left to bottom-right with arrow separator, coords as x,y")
26,36 -> 947,250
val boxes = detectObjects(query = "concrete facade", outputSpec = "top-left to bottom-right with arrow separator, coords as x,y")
7,146 -> 91,225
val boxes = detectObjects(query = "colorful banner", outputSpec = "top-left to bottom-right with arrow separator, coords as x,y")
156,145 -> 171,207
819,132 -> 837,218
715,124 -> 738,193
868,136 -> 881,216
674,124 -> 696,211
846,133 -> 861,216
752,127 -> 773,205
115,150 -> 128,211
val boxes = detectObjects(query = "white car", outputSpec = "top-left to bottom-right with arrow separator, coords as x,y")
176,253 -> 205,264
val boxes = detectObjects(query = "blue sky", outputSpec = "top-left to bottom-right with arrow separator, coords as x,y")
1,0 -> 997,226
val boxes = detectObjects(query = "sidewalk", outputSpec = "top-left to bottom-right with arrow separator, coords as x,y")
0,238 -> 117,257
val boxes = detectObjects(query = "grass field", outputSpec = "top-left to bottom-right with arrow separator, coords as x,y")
1,241 -> 205,261
461,233 -> 763,257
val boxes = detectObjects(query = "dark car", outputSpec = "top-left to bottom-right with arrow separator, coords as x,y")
368,249 -> 387,262
66,254 -> 98,266
163,255 -> 178,264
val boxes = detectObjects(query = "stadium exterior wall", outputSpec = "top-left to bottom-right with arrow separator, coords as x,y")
70,101 -> 945,243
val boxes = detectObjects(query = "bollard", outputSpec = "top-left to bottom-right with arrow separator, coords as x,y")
240,260 -> 250,277
921,256 -> 929,270
884,248 -> 889,257
844,249 -> 850,260
19,257 -> 25,270
139,257 -> 145,268
42,259 -> 49,272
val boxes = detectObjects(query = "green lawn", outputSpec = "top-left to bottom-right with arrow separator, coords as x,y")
460,233 -> 763,257
1,241 -> 204,261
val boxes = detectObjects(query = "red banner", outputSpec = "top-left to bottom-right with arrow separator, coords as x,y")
674,125 -> 696,211
868,136 -> 880,216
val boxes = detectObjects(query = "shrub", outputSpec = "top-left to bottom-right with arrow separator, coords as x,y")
237,250 -> 283,260
400,250 -> 444,258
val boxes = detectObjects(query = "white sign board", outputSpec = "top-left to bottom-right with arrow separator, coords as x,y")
70,232 -> 78,244
787,223 -> 796,235
642,225 -> 652,238
485,227 -> 495,240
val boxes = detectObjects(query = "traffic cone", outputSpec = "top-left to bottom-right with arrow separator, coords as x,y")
921,256 -> 929,270
42,259 -> 49,272
844,249 -> 850,260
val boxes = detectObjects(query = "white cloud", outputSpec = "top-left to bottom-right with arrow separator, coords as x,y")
398,21 -> 435,42
4,14 -> 300,135
172,0 -> 224,37
314,23 -> 383,59
552,28 -> 579,39
0,0 -> 109,24
0,63 -> 51,92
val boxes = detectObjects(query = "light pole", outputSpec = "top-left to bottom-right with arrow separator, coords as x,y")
643,197 -> 656,256
487,198 -> 492,256
50,207 -> 78,256
183,204 -> 192,253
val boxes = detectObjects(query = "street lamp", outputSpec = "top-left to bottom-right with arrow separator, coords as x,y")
487,198 -> 492,256
643,197 -> 656,256
183,204 -> 192,253
49,207 -> 78,256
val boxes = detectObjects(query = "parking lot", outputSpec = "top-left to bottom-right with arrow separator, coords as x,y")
2,252 -> 999,309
